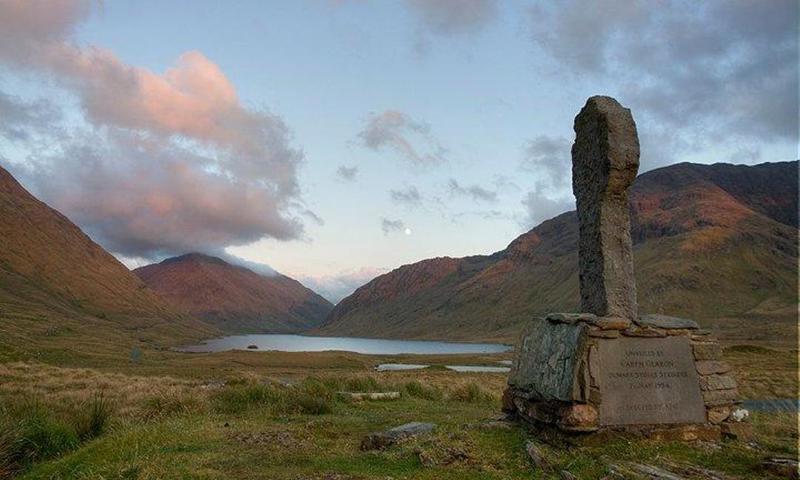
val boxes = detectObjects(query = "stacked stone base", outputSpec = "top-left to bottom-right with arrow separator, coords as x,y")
504,313 -> 750,440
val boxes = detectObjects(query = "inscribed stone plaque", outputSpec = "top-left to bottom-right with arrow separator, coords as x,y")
598,336 -> 705,425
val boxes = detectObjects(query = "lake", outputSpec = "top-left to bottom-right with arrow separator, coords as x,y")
177,334 -> 512,355
376,363 -> 511,373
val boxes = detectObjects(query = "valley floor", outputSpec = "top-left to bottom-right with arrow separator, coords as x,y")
0,345 -> 796,479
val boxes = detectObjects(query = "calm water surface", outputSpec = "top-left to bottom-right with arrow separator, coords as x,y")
178,334 -> 511,355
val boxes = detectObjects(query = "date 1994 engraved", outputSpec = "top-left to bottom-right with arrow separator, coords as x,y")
598,337 -> 705,425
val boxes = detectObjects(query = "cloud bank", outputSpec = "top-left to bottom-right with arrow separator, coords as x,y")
529,0 -> 798,166
0,0 -> 307,259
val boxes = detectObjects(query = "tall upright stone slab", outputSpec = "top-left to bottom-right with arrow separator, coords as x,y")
505,96 -> 746,439
572,96 -> 639,320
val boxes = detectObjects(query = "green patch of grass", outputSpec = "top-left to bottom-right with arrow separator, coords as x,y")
0,401 -> 79,476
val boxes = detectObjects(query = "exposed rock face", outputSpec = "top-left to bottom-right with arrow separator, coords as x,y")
318,161 -> 798,343
572,96 -> 640,320
135,253 -> 332,334
508,318 -> 588,402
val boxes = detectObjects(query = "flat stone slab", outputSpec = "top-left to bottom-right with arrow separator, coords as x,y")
635,314 -> 699,330
360,422 -> 435,450
336,391 -> 400,401
597,336 -> 705,426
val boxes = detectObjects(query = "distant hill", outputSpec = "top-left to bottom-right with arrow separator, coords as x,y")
0,165 -> 216,360
135,253 -> 333,334
319,161 -> 799,344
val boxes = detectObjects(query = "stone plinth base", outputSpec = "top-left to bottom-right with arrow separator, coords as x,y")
504,313 -> 748,437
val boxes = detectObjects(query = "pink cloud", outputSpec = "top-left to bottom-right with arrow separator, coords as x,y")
0,0 -> 309,258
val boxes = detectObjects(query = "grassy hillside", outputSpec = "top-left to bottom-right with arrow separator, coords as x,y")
0,165 -> 217,359
320,161 -> 799,345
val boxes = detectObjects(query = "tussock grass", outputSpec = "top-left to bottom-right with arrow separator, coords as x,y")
402,380 -> 443,400
449,382 -> 495,404
74,392 -> 113,441
211,381 -> 335,416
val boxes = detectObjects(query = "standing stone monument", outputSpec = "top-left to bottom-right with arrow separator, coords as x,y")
504,96 -> 748,439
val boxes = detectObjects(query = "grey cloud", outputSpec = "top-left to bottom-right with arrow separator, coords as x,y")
300,266 -> 388,304
448,178 -> 497,202
528,1 -> 798,159
522,135 -> 570,187
406,0 -> 498,35
381,217 -> 406,235
0,91 -> 61,141
359,110 -> 447,165
301,209 -> 325,226
336,165 -> 358,181
390,185 -> 422,206
521,189 -> 574,229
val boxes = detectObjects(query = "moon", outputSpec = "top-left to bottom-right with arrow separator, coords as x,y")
404,228 -> 412,236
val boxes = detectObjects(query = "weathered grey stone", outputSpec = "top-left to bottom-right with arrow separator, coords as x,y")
360,422 -> 435,450
636,314 -> 699,330
509,318 -> 588,402
588,328 -> 620,338
596,316 -> 632,330
698,375 -> 737,391
525,440 -> 546,470
702,388 -> 738,406
336,391 -> 400,401
546,312 -> 598,324
572,95 -> 640,320
706,405 -> 731,424
622,326 -> 667,337
692,343 -> 722,361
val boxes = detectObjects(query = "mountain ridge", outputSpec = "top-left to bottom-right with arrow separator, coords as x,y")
0,164 -> 216,358
135,253 -> 333,334
318,161 -> 798,344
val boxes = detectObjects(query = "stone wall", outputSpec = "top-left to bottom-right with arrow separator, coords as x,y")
505,313 -> 749,439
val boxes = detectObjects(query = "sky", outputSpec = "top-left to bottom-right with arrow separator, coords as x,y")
0,0 -> 797,302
